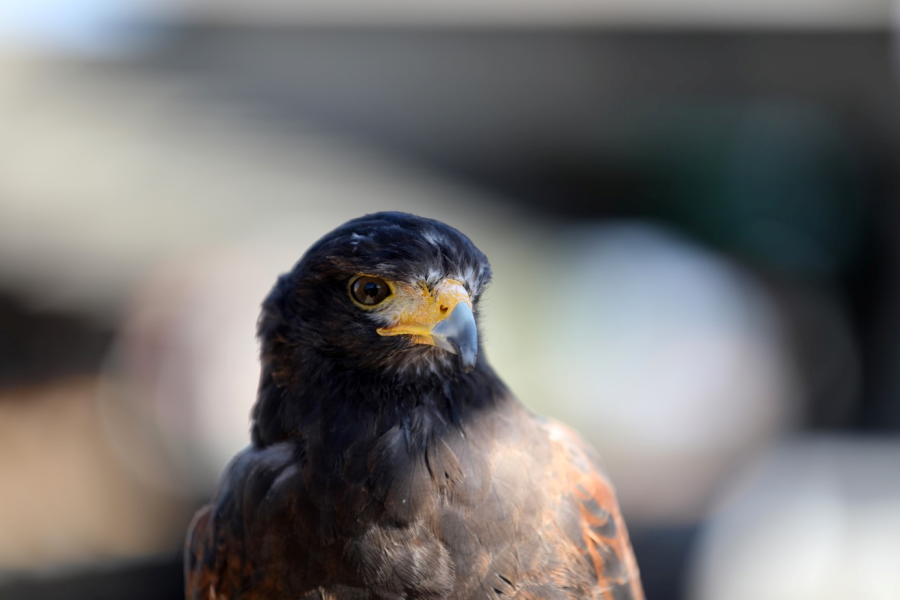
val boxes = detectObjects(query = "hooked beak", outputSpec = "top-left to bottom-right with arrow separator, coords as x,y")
376,278 -> 479,372
431,302 -> 478,373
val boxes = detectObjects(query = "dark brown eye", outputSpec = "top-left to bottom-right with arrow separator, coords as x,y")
350,276 -> 392,306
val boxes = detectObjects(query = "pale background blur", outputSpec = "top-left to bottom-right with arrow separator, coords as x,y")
2,1 -> 900,599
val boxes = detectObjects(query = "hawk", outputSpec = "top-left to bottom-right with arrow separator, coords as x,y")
185,212 -> 644,600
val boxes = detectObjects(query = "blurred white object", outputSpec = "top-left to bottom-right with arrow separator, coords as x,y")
689,437 -> 900,600
543,223 -> 801,523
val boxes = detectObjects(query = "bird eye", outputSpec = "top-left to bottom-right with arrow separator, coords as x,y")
350,276 -> 392,307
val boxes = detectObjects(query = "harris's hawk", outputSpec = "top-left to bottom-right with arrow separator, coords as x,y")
185,212 -> 644,600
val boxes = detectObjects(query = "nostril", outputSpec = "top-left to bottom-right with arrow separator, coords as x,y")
440,305 -> 449,313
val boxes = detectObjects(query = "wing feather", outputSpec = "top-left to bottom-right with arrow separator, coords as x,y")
184,443 -> 309,600
545,420 -> 645,600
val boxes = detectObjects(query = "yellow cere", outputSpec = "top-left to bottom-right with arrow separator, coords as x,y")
376,278 -> 472,346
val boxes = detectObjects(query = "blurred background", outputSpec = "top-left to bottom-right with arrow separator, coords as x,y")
2,1 -> 900,599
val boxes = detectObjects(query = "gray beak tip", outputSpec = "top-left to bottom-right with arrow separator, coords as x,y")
431,302 -> 479,373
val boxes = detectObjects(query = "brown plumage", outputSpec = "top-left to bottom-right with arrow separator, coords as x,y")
185,213 -> 644,600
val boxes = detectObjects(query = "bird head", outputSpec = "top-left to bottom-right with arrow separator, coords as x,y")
258,213 -> 492,384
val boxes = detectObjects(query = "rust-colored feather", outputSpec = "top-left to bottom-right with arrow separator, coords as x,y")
546,421 -> 645,600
